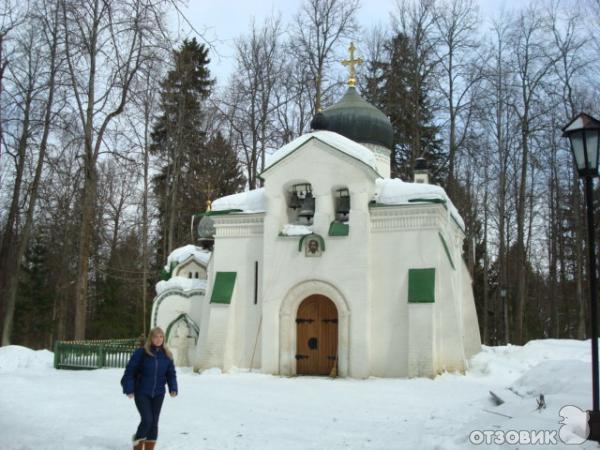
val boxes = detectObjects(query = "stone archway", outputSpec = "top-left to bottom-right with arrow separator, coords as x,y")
278,280 -> 349,377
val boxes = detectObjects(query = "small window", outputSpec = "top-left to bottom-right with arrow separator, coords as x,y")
195,272 -> 199,279
408,268 -> 435,303
188,272 -> 192,279
334,188 -> 350,222
287,183 -> 314,225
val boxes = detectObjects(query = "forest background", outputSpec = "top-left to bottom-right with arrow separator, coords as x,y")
1,0 -> 599,350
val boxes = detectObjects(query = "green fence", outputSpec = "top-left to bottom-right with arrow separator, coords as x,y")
53,339 -> 139,370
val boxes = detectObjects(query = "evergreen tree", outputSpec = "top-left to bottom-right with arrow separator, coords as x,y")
363,32 -> 445,183
150,38 -> 214,258
151,39 -> 245,263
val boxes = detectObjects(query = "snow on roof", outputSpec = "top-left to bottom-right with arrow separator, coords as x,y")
280,224 -> 313,236
374,178 -> 465,230
262,130 -> 381,176
156,277 -> 207,296
165,245 -> 211,272
211,187 -> 266,213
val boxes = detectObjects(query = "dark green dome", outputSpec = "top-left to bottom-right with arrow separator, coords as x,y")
310,87 -> 393,149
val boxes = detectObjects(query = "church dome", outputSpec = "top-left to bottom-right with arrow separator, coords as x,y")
310,86 -> 393,150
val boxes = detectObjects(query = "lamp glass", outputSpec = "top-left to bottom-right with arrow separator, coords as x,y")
587,130 -> 599,173
570,131 -> 586,171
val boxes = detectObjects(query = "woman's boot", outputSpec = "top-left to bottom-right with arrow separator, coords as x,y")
132,437 -> 145,450
145,440 -> 156,450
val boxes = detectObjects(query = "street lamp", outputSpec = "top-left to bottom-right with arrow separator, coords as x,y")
563,112 -> 600,442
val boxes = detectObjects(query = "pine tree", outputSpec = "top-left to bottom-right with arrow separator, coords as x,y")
151,39 -> 245,263
150,38 -> 214,258
363,32 -> 445,183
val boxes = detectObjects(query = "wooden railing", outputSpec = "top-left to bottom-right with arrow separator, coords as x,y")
53,339 -> 139,370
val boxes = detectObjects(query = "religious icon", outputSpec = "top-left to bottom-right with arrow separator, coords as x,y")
305,238 -> 322,257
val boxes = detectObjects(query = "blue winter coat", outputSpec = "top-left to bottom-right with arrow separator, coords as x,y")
121,347 -> 178,397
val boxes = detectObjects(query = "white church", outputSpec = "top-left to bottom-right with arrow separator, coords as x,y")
151,52 -> 481,378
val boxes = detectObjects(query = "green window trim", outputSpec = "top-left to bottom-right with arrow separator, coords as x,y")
328,221 -> 349,236
165,314 -> 200,342
298,233 -> 326,252
194,209 -> 243,218
408,198 -> 446,205
210,272 -> 237,304
408,268 -> 435,303
438,232 -> 456,270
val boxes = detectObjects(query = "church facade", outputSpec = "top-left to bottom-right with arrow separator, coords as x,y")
151,78 -> 481,378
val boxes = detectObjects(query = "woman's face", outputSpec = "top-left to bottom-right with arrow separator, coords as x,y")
151,332 -> 164,347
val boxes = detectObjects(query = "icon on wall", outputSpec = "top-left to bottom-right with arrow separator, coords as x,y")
305,238 -> 322,257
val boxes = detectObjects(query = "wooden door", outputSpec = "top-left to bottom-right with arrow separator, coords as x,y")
296,295 -> 338,375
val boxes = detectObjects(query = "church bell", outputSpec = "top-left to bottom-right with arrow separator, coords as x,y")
335,188 -> 350,222
298,192 -> 315,219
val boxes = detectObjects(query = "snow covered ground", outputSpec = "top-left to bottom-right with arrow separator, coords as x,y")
0,340 -> 598,450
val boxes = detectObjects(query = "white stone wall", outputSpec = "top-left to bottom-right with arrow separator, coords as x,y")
260,139 -> 378,378
194,214 -> 264,371
362,143 -> 391,179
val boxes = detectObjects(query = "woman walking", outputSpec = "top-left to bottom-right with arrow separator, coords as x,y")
122,327 -> 178,450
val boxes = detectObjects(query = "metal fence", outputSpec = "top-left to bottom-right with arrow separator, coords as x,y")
53,339 -> 139,370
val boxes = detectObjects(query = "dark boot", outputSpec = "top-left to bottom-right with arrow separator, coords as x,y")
145,440 -> 156,450
133,437 -> 145,450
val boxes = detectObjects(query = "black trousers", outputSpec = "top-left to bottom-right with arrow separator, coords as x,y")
134,393 -> 165,440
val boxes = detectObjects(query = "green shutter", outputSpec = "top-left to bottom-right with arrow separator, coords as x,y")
328,221 -> 349,236
210,272 -> 237,304
408,268 -> 435,303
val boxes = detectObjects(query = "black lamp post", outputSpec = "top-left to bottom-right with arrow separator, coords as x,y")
562,112 -> 600,442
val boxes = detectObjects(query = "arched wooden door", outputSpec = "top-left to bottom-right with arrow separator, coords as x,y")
296,295 -> 338,375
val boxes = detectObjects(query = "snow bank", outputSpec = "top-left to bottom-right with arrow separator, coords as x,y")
156,277 -> 207,295
468,339 -> 590,384
0,345 -> 53,372
264,130 -> 379,175
212,188 -> 266,213
280,224 -> 312,236
165,245 -> 210,272
509,360 -> 591,397
375,178 -> 465,230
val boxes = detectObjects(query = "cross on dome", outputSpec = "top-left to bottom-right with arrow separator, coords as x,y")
341,42 -> 363,87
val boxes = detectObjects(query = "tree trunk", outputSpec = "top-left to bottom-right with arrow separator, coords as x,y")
74,167 -> 97,339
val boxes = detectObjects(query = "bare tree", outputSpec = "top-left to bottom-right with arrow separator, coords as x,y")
220,16 -> 285,189
433,0 -> 482,195
292,0 -> 360,113
507,6 -> 557,344
0,0 -> 26,189
1,0 -> 61,345
549,1 -> 588,339
61,0 -> 160,339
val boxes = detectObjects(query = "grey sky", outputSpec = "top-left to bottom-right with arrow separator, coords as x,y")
170,0 -> 521,86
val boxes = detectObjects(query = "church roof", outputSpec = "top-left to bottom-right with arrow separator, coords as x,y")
374,178 -> 465,231
211,187 -> 266,213
165,245 -> 211,272
261,130 -> 381,177
311,87 -> 393,149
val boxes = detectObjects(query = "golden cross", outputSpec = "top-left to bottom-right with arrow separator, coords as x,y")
341,42 -> 363,87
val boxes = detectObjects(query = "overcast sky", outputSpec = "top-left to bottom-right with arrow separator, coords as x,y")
169,0 -> 523,87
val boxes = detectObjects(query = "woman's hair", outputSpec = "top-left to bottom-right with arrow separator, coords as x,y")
144,327 -> 173,360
